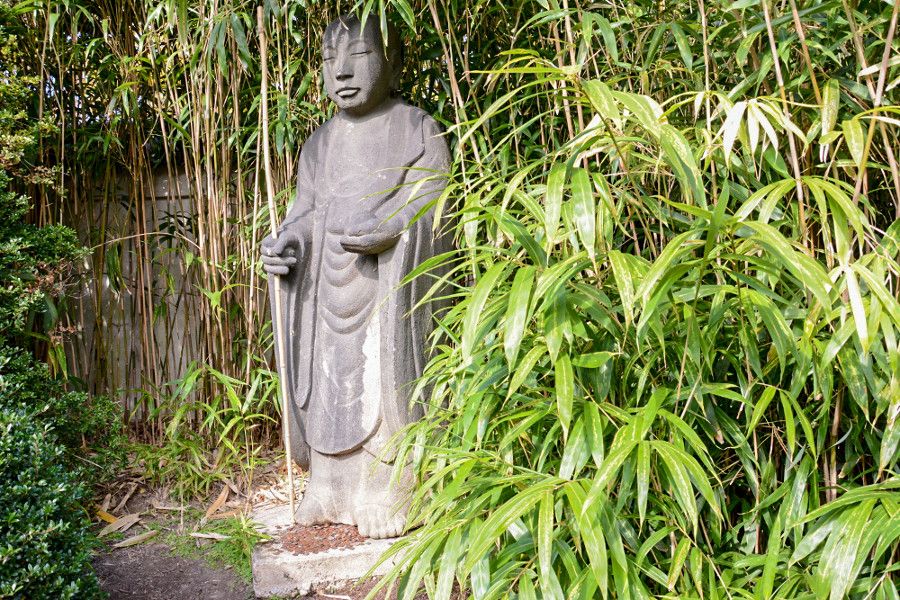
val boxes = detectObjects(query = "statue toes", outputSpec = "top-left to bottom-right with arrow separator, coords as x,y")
353,505 -> 406,539
294,493 -> 330,526
355,513 -> 373,538
386,513 -> 407,538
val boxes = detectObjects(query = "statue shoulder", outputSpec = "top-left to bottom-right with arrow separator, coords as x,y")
390,102 -> 447,164
391,102 -> 442,135
303,119 -> 333,153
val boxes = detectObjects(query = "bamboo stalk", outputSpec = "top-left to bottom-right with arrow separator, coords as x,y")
258,5 -> 296,522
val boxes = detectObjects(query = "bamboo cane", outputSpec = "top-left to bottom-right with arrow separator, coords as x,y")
257,6 -> 296,522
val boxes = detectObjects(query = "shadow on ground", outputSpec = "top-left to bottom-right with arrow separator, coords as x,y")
94,543 -> 253,600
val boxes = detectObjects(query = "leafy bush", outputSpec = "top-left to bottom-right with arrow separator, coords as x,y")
0,349 -> 125,482
0,6 -> 117,597
0,172 -> 82,343
0,349 -> 122,599
0,407 -> 103,599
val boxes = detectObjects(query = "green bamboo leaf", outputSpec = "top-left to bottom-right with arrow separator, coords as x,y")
780,393 -> 797,457
819,499 -> 876,600
583,402 -> 606,467
461,262 -> 507,362
572,351 -> 615,369
230,14 -> 251,65
583,435 -> 638,515
582,80 -> 620,125
761,516 -> 783,599
661,124 -> 706,207
464,483 -> 550,572
636,441 -> 650,526
504,266 -> 535,366
215,20 -> 228,73
635,230 -> 698,308
518,576 -> 537,600
390,0 -> 416,29
507,344 -> 546,399
842,118 -> 865,168
537,491 -> 554,598
667,537 -> 691,591
545,162 -> 566,249
670,23 -> 693,71
853,262 -> 900,324
556,352 -> 574,437
809,176 -> 867,244
564,482 -> 608,599
471,554 -> 490,600
734,178 -> 793,222
435,527 -> 462,600
745,221 -> 832,310
571,167 -> 596,261
495,209 -> 548,267
842,265 -> 870,353
879,402 -> 900,475
821,78 -> 840,138
608,251 -> 637,327
652,441 -> 699,530
612,91 -> 663,137
743,290 -> 794,373
748,386 -> 777,432
789,519 -> 836,565
559,418 -> 589,480
596,16 -> 618,63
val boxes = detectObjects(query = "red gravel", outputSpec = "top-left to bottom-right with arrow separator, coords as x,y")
281,523 -> 368,554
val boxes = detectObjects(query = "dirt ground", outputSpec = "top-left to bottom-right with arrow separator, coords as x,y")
93,543 -> 387,600
93,543 -> 410,600
93,543 -> 253,600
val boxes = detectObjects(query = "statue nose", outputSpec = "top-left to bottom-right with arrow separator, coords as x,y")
336,64 -> 352,80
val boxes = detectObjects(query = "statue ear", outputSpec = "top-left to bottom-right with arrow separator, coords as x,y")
388,46 -> 403,92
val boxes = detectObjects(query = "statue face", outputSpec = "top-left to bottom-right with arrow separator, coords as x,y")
322,20 -> 393,117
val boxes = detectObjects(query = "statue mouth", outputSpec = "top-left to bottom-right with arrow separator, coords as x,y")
336,87 -> 361,99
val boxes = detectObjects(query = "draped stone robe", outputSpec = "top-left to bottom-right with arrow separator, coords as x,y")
268,99 -> 450,467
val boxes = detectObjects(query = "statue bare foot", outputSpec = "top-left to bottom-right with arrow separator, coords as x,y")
354,503 -> 407,539
294,491 -> 332,526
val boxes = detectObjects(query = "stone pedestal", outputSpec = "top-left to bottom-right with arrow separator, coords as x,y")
250,503 -> 403,598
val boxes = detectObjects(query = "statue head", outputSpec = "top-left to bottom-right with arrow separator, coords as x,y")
322,15 -> 402,117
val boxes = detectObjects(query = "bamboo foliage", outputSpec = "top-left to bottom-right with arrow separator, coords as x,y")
365,1 -> 899,598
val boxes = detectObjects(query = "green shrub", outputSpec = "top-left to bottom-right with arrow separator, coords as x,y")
0,408 -> 103,599
0,5 -> 115,597
0,171 -> 83,344
0,350 -> 122,599
0,349 -> 125,482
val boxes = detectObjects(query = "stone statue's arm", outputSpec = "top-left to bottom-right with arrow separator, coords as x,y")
261,144 -> 317,275
340,116 -> 449,255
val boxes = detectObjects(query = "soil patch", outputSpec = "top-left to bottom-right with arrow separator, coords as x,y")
282,523 -> 367,554
93,543 -> 253,600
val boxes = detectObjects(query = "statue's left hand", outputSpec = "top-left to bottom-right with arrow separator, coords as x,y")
340,214 -> 402,255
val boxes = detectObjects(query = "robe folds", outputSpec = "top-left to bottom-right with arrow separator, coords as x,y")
268,100 -> 451,467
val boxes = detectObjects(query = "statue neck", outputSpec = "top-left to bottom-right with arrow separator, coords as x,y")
337,97 -> 399,123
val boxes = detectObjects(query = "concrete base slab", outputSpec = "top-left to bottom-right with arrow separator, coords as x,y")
250,503 -> 402,598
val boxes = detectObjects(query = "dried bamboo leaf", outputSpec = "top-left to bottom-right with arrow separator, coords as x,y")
112,530 -> 158,549
99,513 -> 141,538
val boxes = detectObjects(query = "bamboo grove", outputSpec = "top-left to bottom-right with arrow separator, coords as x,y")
3,0 -> 899,596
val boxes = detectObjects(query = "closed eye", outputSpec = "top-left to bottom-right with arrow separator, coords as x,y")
351,50 -> 372,56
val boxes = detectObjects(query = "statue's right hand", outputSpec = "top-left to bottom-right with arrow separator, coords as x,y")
261,231 -> 302,276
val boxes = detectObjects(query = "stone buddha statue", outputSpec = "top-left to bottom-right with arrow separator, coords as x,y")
260,15 -> 450,539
